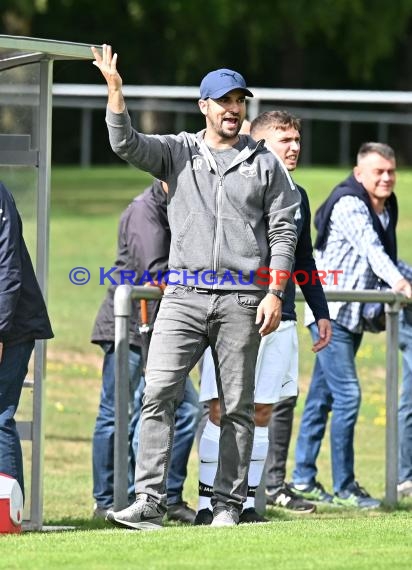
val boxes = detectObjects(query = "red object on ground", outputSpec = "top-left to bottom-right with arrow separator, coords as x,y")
0,473 -> 23,533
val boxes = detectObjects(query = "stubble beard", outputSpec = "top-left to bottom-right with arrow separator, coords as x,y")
216,122 -> 241,141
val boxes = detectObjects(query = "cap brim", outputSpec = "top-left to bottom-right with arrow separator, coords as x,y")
207,86 -> 254,99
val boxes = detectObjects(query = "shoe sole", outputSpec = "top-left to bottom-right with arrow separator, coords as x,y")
210,520 -> 238,527
239,518 -> 269,524
332,498 -> 381,510
106,512 -> 163,531
289,487 -> 334,504
296,495 -> 333,504
265,497 -> 317,514
267,503 -> 316,514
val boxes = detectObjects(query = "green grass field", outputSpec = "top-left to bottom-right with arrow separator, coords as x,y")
4,166 -> 412,569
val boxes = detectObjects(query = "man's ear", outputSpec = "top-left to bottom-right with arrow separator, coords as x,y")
353,165 -> 362,183
198,99 -> 208,116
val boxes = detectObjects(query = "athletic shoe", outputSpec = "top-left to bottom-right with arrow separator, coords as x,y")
266,484 -> 316,513
106,493 -> 166,530
167,501 -> 196,524
239,507 -> 269,523
397,480 -> 412,499
194,508 -> 213,526
333,481 -> 381,509
289,481 -> 334,504
93,503 -> 112,519
211,505 -> 239,527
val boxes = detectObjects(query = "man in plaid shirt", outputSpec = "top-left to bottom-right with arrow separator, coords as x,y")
290,142 -> 412,508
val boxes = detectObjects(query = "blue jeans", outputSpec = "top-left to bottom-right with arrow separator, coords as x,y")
398,313 -> 412,483
131,375 -> 200,505
293,321 -> 362,493
92,344 -> 143,509
135,285 -> 263,509
92,343 -> 200,508
0,340 -> 35,501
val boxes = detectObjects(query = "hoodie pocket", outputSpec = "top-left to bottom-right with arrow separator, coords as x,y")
219,217 -> 262,273
171,211 -> 215,271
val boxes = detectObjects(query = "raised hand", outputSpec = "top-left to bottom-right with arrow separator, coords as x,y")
91,44 -> 125,113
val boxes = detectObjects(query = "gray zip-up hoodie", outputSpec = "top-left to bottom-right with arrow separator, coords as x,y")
106,108 -> 300,291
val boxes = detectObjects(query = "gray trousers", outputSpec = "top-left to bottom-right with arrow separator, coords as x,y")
135,285 -> 263,510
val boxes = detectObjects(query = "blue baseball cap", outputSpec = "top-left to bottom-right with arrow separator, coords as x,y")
199,68 -> 254,99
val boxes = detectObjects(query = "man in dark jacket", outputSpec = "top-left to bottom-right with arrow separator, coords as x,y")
0,182 -> 53,501
91,179 -> 199,524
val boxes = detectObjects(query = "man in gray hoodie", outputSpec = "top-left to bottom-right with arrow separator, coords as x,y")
91,44 -> 300,529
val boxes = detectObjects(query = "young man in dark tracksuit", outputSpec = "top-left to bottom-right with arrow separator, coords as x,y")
91,179 -> 199,523
0,182 -> 53,501
92,44 -> 300,529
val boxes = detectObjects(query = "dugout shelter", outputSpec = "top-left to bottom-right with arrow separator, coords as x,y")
0,35 -> 100,530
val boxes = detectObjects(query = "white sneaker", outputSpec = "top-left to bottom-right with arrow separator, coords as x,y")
106,494 -> 165,530
397,480 -> 412,499
211,506 -> 239,527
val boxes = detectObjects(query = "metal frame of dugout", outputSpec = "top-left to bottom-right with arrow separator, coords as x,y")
0,35 -> 101,531
114,285 -> 411,510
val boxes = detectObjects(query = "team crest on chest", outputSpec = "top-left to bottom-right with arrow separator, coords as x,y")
239,161 -> 257,178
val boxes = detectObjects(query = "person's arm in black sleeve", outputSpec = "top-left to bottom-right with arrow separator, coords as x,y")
0,187 -> 23,345
125,187 -> 170,325
294,189 -> 329,322
125,194 -> 170,281
294,187 -> 331,352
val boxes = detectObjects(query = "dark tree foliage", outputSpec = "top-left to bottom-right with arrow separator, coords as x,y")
2,0 -> 412,162
2,0 -> 412,87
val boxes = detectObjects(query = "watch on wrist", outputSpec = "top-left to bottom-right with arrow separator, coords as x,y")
268,288 -> 285,301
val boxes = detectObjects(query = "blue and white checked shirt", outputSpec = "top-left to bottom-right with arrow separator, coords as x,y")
305,195 -> 412,333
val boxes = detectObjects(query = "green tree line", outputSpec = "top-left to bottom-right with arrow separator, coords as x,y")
2,0 -> 412,163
